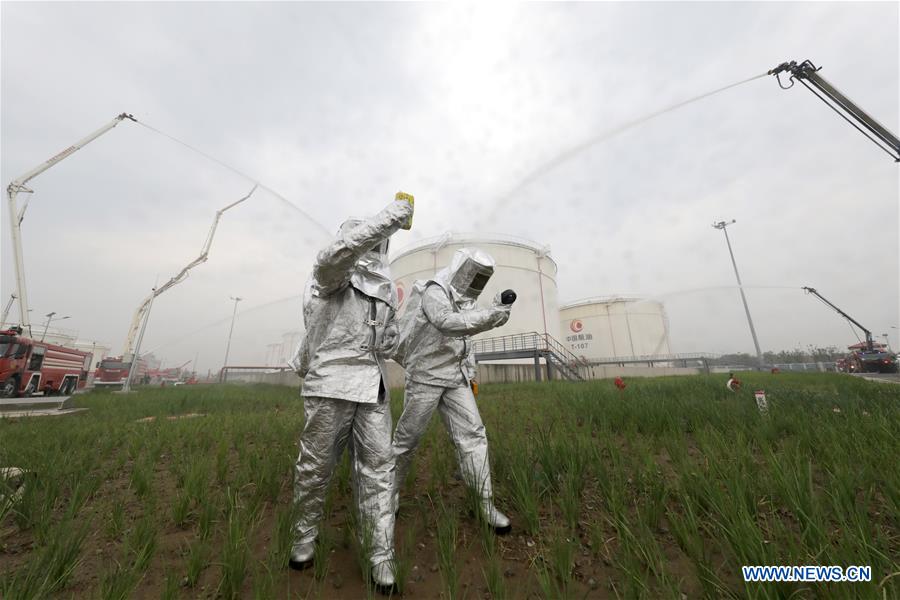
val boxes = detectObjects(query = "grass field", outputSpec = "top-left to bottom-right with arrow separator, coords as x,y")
1,373 -> 898,599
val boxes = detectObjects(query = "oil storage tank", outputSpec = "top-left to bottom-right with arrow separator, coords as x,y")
559,297 -> 671,361
390,233 -> 560,341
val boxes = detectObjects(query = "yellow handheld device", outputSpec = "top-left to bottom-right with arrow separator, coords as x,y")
395,191 -> 414,230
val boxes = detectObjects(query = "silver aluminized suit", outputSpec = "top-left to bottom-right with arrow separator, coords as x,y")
392,248 -> 511,523
289,198 -> 412,572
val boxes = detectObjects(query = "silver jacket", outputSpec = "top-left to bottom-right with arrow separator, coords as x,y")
395,248 -> 510,387
289,199 -> 412,402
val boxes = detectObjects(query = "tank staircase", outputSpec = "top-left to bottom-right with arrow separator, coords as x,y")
471,332 -> 588,382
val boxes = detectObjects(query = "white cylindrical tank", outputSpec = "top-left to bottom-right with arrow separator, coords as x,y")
559,297 -> 671,361
390,233 -> 559,341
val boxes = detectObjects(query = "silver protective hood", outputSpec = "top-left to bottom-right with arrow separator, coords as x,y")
435,248 -> 495,303
340,218 -> 396,308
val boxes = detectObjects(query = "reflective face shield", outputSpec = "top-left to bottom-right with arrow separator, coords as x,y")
447,249 -> 494,301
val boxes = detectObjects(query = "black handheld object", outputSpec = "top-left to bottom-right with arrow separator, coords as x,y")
500,289 -> 517,305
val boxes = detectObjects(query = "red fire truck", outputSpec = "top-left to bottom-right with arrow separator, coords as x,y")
148,360 -> 193,386
94,356 -> 149,387
0,327 -> 91,397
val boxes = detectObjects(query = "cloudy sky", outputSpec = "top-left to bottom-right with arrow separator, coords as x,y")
2,2 -> 897,372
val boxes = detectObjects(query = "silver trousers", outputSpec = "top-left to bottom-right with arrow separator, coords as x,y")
293,395 -> 395,565
393,380 -> 494,499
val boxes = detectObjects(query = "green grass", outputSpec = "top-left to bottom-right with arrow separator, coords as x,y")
0,517 -> 89,598
435,498 -> 460,599
184,536 -> 209,588
0,375 -> 897,598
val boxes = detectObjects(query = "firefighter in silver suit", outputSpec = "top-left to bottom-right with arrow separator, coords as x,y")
392,247 -> 513,533
288,194 -> 413,592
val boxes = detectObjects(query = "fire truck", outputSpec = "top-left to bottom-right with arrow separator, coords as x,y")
94,355 -> 150,387
802,287 -> 899,374
151,360 -> 193,386
0,327 -> 92,397
844,341 -> 898,374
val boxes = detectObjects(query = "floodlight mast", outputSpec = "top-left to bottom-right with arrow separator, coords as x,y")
120,185 -> 258,361
769,60 -> 900,162
713,219 -> 764,368
5,113 -> 136,335
220,295 -> 242,382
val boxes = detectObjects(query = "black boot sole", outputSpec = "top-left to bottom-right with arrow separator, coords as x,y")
372,580 -> 399,596
289,558 -> 314,571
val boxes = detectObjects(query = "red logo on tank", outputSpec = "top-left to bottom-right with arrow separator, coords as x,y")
570,319 -> 583,333
396,283 -> 405,306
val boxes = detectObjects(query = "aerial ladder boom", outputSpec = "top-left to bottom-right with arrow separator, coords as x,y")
769,60 -> 900,162
6,113 -> 136,334
1,294 -> 16,328
802,286 -> 874,351
121,185 -> 257,361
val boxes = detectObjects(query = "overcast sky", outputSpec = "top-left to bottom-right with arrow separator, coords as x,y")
2,2 -> 898,373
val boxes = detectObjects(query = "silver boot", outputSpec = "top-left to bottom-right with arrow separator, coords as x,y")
289,541 -> 315,570
371,559 -> 397,595
481,499 -> 511,534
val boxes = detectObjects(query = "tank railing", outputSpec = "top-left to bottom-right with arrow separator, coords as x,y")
587,352 -> 717,365
540,336 -> 589,380
543,353 -> 582,381
220,365 -> 293,383
471,332 -> 540,354
472,331 -> 588,361
472,331 -> 589,381
540,334 -> 590,367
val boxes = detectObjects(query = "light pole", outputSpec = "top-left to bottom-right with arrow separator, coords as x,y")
713,219 -> 763,368
40,311 -> 70,342
221,296 -> 242,382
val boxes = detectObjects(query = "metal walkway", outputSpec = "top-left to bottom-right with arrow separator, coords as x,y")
472,332 -> 588,381
0,394 -> 81,418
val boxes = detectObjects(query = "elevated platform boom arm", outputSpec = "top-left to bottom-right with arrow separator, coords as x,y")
802,286 -> 874,351
770,60 -> 900,161
5,113 -> 136,334
121,184 -> 257,358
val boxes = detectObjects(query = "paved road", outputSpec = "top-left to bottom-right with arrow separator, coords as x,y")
855,373 -> 900,384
